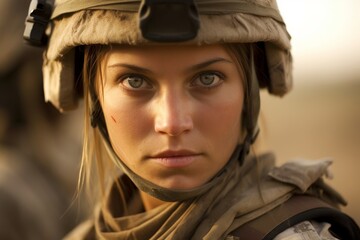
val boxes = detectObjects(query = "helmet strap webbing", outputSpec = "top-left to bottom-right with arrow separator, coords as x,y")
88,81 -> 244,201
89,44 -> 261,167
239,45 -> 261,164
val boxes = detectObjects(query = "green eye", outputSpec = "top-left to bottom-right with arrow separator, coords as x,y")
120,75 -> 152,90
200,74 -> 216,85
127,76 -> 143,88
192,72 -> 223,88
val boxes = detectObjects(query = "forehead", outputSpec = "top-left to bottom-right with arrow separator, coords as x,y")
105,44 -> 232,66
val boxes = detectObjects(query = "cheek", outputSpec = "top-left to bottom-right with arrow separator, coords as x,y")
102,92 -> 151,159
196,90 -> 244,142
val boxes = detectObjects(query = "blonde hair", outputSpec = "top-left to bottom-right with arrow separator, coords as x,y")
78,45 -> 117,204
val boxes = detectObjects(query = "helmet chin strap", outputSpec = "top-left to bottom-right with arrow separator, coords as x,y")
89,45 -> 261,200
107,133 -> 242,202
90,101 -> 243,201
238,44 -> 261,165
89,100 -> 245,202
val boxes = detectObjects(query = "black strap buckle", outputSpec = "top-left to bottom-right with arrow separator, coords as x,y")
23,0 -> 52,46
139,0 -> 200,42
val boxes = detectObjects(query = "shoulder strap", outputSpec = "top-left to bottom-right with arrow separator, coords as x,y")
229,195 -> 360,239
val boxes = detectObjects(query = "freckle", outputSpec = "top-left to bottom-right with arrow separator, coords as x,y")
111,115 -> 117,123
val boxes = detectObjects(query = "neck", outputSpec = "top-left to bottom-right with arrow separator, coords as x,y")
140,190 -> 167,211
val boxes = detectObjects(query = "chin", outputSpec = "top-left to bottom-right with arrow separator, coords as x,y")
157,176 -> 203,190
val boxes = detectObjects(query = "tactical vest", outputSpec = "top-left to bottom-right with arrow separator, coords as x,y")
229,195 -> 360,239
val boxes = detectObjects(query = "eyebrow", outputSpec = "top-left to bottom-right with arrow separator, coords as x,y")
107,63 -> 153,74
107,57 -> 233,73
189,57 -> 233,71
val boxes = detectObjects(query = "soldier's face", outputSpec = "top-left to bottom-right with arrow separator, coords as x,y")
99,44 -> 244,190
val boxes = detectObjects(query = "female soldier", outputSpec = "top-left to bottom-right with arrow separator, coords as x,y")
24,0 -> 360,239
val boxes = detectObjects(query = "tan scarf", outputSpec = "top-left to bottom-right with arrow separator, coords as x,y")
64,148 -> 342,240
94,152 -> 297,240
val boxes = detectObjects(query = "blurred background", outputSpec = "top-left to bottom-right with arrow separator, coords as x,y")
0,0 -> 359,239
0,0 -> 86,239
262,0 -> 360,224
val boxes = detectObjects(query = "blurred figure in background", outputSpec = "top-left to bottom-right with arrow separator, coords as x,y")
0,0 -> 85,239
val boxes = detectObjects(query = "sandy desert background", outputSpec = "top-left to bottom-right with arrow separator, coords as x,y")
260,81 -> 360,224
267,0 -> 360,224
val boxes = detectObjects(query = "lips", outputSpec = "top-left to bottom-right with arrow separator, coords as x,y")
149,150 -> 201,168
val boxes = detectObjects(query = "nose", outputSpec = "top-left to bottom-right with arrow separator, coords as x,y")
154,90 -> 193,136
